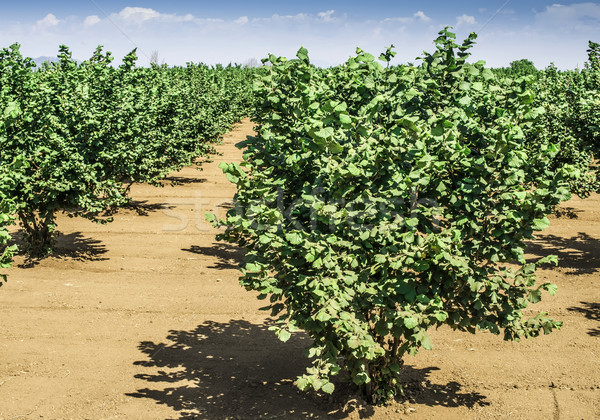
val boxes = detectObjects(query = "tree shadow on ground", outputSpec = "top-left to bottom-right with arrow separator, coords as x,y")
16,231 -> 108,268
217,201 -> 234,210
397,366 -> 489,409
127,320 -> 489,419
182,243 -> 244,270
567,302 -> 600,337
163,176 -> 208,185
526,232 -> 600,275
102,200 -> 171,217
328,365 -> 488,419
126,320 -> 329,419
125,200 -> 172,216
553,206 -> 582,219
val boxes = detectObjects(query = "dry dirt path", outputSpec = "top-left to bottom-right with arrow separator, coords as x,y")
1,119 -> 599,419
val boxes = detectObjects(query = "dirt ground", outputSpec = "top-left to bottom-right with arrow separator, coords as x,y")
0,119 -> 598,420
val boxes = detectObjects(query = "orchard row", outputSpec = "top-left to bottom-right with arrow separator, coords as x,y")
1,30 -> 599,404
0,44 -> 253,260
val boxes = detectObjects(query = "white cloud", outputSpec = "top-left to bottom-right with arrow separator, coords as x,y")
268,13 -> 309,22
115,7 -> 195,24
249,10 -> 342,26
456,14 -> 476,26
384,11 -> 432,24
234,16 -> 249,25
83,15 -> 100,27
318,10 -> 335,22
118,7 -> 161,22
36,13 -> 60,28
414,11 -> 431,23
534,2 -> 600,31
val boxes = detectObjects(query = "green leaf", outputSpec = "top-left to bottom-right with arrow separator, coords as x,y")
321,382 -> 335,394
458,95 -> 472,106
413,260 -> 430,271
244,263 -> 261,273
347,163 -> 360,176
532,217 -> 550,231
404,317 -> 418,329
328,141 -> 344,154
297,376 -> 310,391
374,254 -> 387,264
403,231 -> 415,243
312,127 -> 334,140
389,363 -> 401,373
285,232 -> 303,245
296,46 -> 310,63
277,329 -> 292,342
482,68 -> 494,80
375,320 -> 389,336
334,102 -> 348,113
459,81 -> 471,91
348,338 -> 360,349
353,372 -> 370,385
527,289 -> 543,304
431,125 -> 444,137
339,114 -> 352,124
435,312 -> 448,322
541,283 -> 558,296
405,217 -> 419,228
3,102 -> 21,119
226,173 -> 239,184
536,255 -> 558,266
420,332 -> 433,350
471,82 -> 483,91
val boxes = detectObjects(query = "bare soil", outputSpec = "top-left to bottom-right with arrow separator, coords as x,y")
1,119 -> 598,419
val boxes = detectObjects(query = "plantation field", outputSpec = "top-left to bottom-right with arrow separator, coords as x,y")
0,119 -> 597,419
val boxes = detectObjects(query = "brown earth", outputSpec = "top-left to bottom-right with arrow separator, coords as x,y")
0,119 -> 598,420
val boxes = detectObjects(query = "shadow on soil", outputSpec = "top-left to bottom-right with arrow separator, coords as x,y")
182,242 -> 244,270
553,206 -> 582,219
127,320 -> 489,419
163,175 -> 208,185
527,232 -> 600,275
217,200 -> 234,210
104,200 -> 171,217
567,302 -> 600,337
16,231 -> 108,268
398,366 -> 489,410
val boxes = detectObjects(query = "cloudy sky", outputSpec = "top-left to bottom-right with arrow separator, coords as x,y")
0,1 -> 599,69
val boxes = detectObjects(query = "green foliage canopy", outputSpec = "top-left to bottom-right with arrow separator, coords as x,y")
0,43 -> 253,256
214,29 -> 571,403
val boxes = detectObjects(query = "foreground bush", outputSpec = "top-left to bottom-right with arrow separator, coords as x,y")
213,29 -> 570,403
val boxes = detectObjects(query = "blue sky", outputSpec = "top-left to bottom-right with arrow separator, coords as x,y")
0,1 -> 599,68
